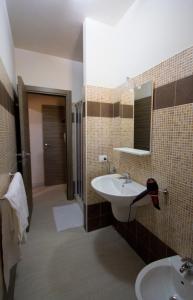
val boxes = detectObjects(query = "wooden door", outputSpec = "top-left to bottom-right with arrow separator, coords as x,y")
42,105 -> 67,185
17,76 -> 33,221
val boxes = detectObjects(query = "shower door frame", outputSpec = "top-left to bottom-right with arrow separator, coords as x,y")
75,101 -> 83,201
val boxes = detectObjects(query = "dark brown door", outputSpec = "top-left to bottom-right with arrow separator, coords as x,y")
17,76 -> 33,221
42,105 -> 67,186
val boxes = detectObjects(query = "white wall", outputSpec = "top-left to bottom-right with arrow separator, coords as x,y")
0,0 -> 16,88
83,18 -> 116,87
84,0 -> 193,87
114,0 -> 193,85
15,48 -> 83,102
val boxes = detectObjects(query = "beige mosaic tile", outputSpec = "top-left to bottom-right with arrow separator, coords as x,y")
86,117 -> 113,204
0,58 -> 14,99
130,46 -> 193,88
86,85 -> 113,103
85,45 -> 193,258
0,62 -> 17,297
0,101 -> 17,198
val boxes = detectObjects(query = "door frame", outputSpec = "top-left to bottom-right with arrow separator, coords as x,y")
25,85 -> 73,200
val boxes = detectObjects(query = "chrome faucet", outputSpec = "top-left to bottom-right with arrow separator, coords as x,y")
180,257 -> 193,273
119,172 -> 132,183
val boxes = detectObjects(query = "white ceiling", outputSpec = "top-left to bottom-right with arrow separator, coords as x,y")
6,0 -> 135,62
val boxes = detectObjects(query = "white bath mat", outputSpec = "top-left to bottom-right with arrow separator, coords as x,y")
53,203 -> 83,232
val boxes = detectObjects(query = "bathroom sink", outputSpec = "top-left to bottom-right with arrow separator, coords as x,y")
135,256 -> 193,300
91,174 -> 150,221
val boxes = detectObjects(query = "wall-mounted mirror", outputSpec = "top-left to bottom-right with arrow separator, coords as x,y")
134,81 -> 153,151
113,80 -> 153,156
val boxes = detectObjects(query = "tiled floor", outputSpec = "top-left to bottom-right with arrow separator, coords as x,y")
15,185 -> 144,300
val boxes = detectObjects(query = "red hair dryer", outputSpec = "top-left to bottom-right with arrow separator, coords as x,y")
132,178 -> 160,210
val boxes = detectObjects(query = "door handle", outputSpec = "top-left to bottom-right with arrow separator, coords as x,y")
44,143 -> 51,148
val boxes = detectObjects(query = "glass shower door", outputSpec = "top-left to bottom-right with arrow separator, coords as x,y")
75,101 -> 83,200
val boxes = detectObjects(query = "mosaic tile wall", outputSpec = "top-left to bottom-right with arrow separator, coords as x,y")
0,59 -> 17,198
0,59 -> 17,298
85,46 -> 193,258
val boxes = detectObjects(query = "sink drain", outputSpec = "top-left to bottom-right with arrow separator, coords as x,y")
169,296 -> 178,300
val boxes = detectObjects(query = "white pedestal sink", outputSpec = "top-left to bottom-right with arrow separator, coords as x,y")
91,174 -> 150,222
135,256 -> 193,300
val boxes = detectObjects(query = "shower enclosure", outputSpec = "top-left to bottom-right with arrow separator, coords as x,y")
74,101 -> 84,202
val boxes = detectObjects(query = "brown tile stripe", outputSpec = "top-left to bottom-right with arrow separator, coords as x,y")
101,102 -> 113,117
120,104 -> 133,118
87,74 -> 193,113
113,102 -> 120,117
0,80 -> 14,115
154,74 -> 193,109
85,202 -> 113,232
154,81 -> 175,109
113,103 -> 133,118
87,101 -> 133,118
84,202 -> 176,263
175,74 -> 193,106
87,101 -> 100,117
112,218 -> 177,264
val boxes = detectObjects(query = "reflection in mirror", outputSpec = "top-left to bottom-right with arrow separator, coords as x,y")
134,81 -> 153,151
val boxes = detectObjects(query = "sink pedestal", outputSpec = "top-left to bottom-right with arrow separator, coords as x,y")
112,205 -> 137,222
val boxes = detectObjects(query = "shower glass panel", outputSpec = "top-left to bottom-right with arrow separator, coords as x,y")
75,101 -> 83,200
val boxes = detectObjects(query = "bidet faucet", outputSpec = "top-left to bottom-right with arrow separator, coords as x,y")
119,172 -> 132,183
179,257 -> 193,273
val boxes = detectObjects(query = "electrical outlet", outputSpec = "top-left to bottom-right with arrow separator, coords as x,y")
99,155 -> 108,162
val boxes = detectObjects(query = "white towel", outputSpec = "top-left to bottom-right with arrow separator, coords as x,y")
4,172 -> 29,242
